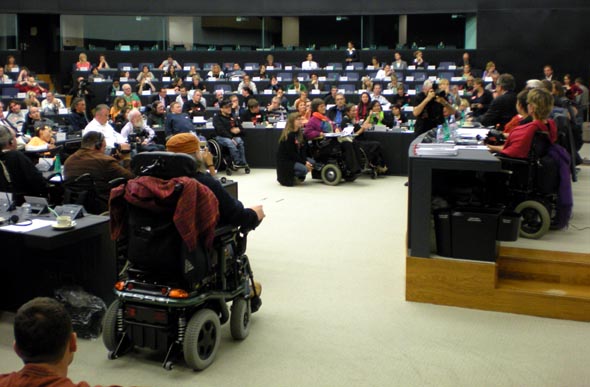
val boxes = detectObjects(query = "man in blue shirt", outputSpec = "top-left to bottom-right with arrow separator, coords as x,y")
165,101 -> 193,138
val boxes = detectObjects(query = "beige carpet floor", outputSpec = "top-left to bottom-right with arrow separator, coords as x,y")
1,157 -> 589,387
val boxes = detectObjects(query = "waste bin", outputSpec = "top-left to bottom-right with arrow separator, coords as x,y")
497,212 -> 521,241
451,208 -> 501,262
433,209 -> 452,257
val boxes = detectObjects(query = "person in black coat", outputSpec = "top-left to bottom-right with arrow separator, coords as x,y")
344,41 -> 359,64
276,112 -> 313,186
0,125 -> 47,204
475,73 -> 517,129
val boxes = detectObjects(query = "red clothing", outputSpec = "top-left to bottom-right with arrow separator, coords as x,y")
0,363 -> 123,387
110,175 -> 219,251
500,119 -> 557,159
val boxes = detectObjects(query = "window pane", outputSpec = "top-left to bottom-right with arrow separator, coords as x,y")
0,14 -> 18,50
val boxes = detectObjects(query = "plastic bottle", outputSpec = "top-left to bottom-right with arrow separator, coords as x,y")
443,119 -> 450,142
21,203 -> 31,220
436,125 -> 444,143
53,154 -> 62,173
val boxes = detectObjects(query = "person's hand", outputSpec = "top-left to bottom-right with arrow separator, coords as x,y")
335,128 -> 341,133
230,127 -> 240,135
119,143 -> 131,151
435,95 -> 447,105
250,205 -> 265,221
305,161 -> 313,172
202,148 -> 214,165
426,89 -> 436,101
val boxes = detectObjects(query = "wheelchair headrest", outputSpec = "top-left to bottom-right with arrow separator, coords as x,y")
131,152 -> 197,179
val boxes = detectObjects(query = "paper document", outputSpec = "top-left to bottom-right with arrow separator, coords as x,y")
0,219 -> 54,233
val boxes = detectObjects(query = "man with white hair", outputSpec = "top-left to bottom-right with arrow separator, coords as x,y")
122,83 -> 141,108
120,109 -> 162,152
82,104 -> 129,151
413,79 -> 455,136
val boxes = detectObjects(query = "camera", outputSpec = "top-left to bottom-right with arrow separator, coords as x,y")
484,129 -> 506,146
432,82 -> 446,97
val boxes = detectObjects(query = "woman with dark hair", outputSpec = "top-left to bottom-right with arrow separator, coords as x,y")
276,113 -> 314,186
366,100 -> 394,127
357,92 -> 372,121
563,74 -> 583,102
257,64 -> 268,80
344,41 -> 359,64
164,66 -> 181,89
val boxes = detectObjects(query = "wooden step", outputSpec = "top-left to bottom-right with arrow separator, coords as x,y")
497,279 -> 590,300
498,247 -> 590,286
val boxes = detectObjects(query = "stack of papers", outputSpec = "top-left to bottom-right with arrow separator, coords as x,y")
414,143 -> 458,156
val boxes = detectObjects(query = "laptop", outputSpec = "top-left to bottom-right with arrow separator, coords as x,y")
23,196 -> 49,215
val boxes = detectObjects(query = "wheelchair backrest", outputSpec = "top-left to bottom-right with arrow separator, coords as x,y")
131,151 -> 197,179
63,173 -> 106,215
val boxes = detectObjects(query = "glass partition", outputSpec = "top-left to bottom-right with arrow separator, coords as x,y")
0,14 -> 18,50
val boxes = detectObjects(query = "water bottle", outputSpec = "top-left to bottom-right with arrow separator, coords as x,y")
53,154 -> 62,173
21,203 -> 31,221
443,120 -> 451,142
436,125 -> 444,143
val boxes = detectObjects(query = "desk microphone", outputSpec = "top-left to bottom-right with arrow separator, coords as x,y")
4,191 -> 16,212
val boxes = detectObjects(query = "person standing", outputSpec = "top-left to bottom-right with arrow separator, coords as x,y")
413,80 -> 455,136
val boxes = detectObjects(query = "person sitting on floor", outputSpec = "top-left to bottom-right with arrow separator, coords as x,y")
0,297 -> 130,387
276,112 -> 314,186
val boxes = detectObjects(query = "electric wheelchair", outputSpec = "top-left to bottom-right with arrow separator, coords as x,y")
206,137 -> 251,176
491,131 -> 565,239
306,137 -> 361,185
102,152 -> 261,371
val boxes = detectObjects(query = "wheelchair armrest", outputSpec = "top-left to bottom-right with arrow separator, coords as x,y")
214,225 -> 238,237
109,177 -> 127,188
496,155 -> 529,165
72,172 -> 92,183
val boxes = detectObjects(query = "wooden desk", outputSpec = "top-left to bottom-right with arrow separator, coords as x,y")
0,214 -> 116,310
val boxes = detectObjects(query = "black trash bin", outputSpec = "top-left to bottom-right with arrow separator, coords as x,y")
497,211 -> 521,241
433,209 -> 452,257
451,208 -> 501,262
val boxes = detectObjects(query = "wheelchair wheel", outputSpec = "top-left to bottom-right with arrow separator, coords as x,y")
358,147 -> 370,171
321,163 -> 342,186
515,200 -> 550,239
102,300 -> 131,355
183,309 -> 221,371
207,139 -> 223,171
230,298 -> 251,340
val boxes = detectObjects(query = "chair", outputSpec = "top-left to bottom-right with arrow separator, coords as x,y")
438,72 -> 454,80
62,173 -> 106,215
327,63 -> 343,70
138,63 -> 154,71
102,152 -> 260,370
297,73 -> 310,82
413,72 -> 427,82
117,62 -> 133,71
344,72 -> 359,81
337,84 -> 356,93
438,61 -> 456,70
278,72 -> 293,82
350,62 -> 364,70
202,63 -> 216,71
244,62 -> 259,70
2,87 -> 18,97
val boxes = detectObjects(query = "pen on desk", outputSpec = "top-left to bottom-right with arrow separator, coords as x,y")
47,207 -> 59,218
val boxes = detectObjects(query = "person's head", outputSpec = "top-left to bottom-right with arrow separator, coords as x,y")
527,87 -> 553,120
392,105 -> 402,116
259,64 -> 266,73
347,41 -> 354,49
422,80 -> 433,93
27,76 -> 36,84
122,83 -> 132,96
166,133 -> 202,161
94,104 -> 110,125
414,50 -> 422,59
192,89 -> 202,102
296,100 -> 307,114
219,98 -> 232,115
543,65 -> 553,78
34,123 -> 53,142
394,52 -> 402,61
91,67 -> 99,75
344,103 -> 357,119
310,73 -> 318,81
473,77 -> 484,91
397,84 -> 405,96
167,66 -> 176,74
485,61 -> 496,73
369,100 -> 382,113
311,98 -> 326,114
463,64 -> 471,73
127,109 -> 144,128
247,98 -> 260,113
99,55 -> 106,62
575,77 -> 584,85
285,112 -> 303,134
167,55 -> 174,64
515,89 -> 529,116
0,124 -> 17,150
169,101 -> 182,114
496,73 -> 515,93
241,87 -> 252,97
540,79 -> 553,93
141,65 -> 149,73
158,87 -> 167,98
269,96 -> 280,109
330,85 -> 338,97
153,101 -> 165,115
78,53 -> 87,62
383,64 -> 391,73
81,130 -> 106,152
335,93 -> 346,108
179,86 -> 188,97
306,53 -> 313,61
439,78 -> 450,92
215,90 -> 224,100
360,91 -> 371,105
232,63 -> 241,71
551,80 -> 565,97
28,106 -> 40,120
371,56 -> 380,67
276,86 -> 284,97
212,64 -> 221,74
13,297 -> 76,365
243,74 -> 251,84
230,94 -> 239,108
9,100 -> 21,113
372,83 -> 382,95
6,55 -> 15,65
72,98 -> 86,113
299,90 -> 308,100
266,54 -> 274,65
563,74 -> 572,85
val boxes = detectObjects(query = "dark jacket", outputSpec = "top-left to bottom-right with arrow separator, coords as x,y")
165,113 -> 193,137
327,105 -> 347,128
182,100 -> 206,118
0,150 -> 47,204
276,132 -> 307,186
213,113 -> 242,139
477,91 -> 517,129
68,111 -> 89,132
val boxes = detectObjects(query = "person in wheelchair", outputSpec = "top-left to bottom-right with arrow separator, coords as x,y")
63,131 -> 134,207
166,133 -> 264,230
212,99 -> 249,168
120,109 -> 164,153
303,98 -> 362,176
487,88 -> 557,159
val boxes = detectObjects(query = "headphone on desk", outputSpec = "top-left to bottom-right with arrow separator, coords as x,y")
0,214 -> 32,227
